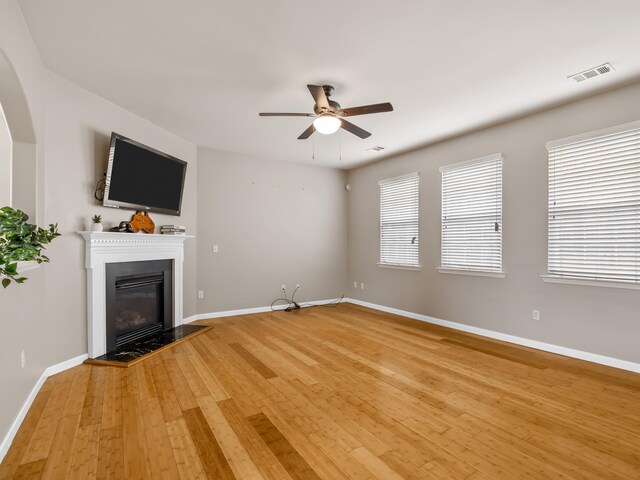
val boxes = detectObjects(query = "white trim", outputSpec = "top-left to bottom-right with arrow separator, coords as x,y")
546,119 -> 640,149
378,263 -> 422,271
437,267 -> 506,278
182,314 -> 200,324
187,298 -> 344,322
0,353 -> 87,463
44,353 -> 89,377
439,152 -> 503,172
541,275 -> 640,290
344,298 -> 640,374
378,171 -> 419,185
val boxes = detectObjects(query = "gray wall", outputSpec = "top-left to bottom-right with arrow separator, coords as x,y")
11,142 -> 36,218
40,70 -> 198,362
347,80 -> 640,364
0,0 -> 198,448
197,147 -> 348,312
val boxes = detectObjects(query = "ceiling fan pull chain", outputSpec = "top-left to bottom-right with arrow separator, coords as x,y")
312,136 -> 315,160
339,130 -> 342,162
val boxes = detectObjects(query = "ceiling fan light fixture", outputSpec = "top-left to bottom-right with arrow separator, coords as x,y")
313,115 -> 341,135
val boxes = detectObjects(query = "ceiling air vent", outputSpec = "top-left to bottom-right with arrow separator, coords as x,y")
569,63 -> 614,83
366,145 -> 385,152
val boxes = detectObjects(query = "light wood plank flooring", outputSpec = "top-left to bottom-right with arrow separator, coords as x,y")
1,303 -> 639,479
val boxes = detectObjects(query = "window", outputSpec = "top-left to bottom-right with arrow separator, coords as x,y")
547,121 -> 640,285
440,154 -> 503,274
379,173 -> 420,268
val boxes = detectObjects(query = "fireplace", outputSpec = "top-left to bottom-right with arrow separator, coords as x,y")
80,231 -> 191,358
105,260 -> 173,352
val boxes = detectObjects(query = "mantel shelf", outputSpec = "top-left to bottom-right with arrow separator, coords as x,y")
77,231 -> 194,240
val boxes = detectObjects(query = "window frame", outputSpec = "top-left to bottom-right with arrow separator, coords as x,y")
544,120 -> 640,289
378,172 -> 421,270
439,153 -> 504,277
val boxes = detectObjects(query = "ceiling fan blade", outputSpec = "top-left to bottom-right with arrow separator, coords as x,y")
297,124 -> 315,140
259,112 -> 315,117
307,84 -> 330,111
338,102 -> 393,117
340,119 -> 371,139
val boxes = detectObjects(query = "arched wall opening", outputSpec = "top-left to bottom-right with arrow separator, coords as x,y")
0,48 -> 37,220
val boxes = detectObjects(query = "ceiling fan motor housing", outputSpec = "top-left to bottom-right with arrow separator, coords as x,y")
313,85 -> 341,115
322,85 -> 335,97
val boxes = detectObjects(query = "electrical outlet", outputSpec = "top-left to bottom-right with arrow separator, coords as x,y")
281,284 -> 286,293
296,284 -> 300,290
198,290 -> 204,299
21,350 -> 26,369
353,281 -> 357,288
360,282 -> 365,290
532,309 -> 540,321
212,244 -> 219,254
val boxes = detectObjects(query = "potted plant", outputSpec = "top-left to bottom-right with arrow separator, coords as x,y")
0,206 -> 60,288
91,214 -> 103,232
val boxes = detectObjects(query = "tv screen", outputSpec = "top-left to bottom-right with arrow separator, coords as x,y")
103,133 -> 187,216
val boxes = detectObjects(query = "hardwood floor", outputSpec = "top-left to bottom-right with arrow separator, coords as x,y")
1,303 -> 639,479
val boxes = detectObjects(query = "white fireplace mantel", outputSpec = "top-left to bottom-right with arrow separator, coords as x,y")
78,231 -> 193,358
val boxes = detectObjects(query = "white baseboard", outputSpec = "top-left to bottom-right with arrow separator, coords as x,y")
181,314 -> 200,325
44,353 -> 89,377
344,298 -> 640,374
187,298 -> 343,322
0,353 -> 88,463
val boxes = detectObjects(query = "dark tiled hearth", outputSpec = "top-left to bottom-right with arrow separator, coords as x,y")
87,324 -> 209,367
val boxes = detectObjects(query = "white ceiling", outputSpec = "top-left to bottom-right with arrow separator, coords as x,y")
17,0 -> 640,169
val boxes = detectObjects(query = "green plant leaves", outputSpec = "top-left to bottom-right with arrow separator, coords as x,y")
0,206 -> 61,288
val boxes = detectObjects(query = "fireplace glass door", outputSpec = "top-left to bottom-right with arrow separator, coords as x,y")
105,260 -> 173,352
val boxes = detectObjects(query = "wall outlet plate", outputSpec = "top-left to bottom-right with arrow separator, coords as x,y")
353,281 -> 357,288
532,309 -> 540,321
198,290 -> 204,299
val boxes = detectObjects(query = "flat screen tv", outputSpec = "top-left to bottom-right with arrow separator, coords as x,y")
103,133 -> 187,216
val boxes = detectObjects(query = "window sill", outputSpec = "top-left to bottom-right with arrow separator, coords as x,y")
437,267 -> 506,278
377,263 -> 422,271
541,275 -> 640,290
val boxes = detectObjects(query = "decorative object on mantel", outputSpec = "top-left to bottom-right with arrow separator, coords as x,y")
90,214 -> 103,232
109,221 -> 135,233
0,206 -> 60,288
130,211 -> 155,233
160,224 -> 186,235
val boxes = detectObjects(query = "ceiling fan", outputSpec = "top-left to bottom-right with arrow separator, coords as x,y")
259,84 -> 393,140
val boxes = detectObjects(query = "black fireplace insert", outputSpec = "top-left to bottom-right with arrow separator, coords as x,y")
105,259 -> 173,353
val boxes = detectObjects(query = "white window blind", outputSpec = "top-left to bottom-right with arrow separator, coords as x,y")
379,173 -> 420,267
547,121 -> 640,283
440,154 -> 503,272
